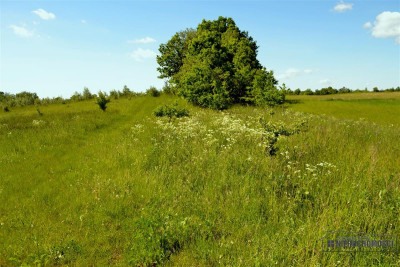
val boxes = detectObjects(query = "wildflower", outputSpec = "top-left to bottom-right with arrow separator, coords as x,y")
32,120 -> 45,126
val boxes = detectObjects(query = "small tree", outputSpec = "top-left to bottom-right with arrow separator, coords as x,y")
96,91 -> 110,111
82,87 -> 94,100
122,85 -> 131,96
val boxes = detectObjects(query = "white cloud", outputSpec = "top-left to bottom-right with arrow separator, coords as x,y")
33,21 -> 39,25
368,11 -> 400,44
333,1 -> 353,12
81,19 -> 86,23
319,79 -> 331,85
277,68 -> 301,79
128,37 -> 156,44
304,69 -> 313,74
363,22 -> 372,29
277,68 -> 313,80
129,48 -> 157,62
9,25 -> 34,38
32,9 -> 55,20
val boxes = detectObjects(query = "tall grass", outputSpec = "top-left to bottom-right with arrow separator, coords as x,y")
0,94 -> 399,266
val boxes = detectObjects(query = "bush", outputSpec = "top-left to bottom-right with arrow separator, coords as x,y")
260,119 -> 307,156
147,86 -> 161,97
244,68 -> 285,107
3,106 -> 9,112
70,92 -> 82,102
95,91 -> 110,111
109,90 -> 120,99
162,82 -> 174,95
154,102 -> 189,120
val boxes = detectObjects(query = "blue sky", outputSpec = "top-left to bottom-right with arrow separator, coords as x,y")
1,0 -> 399,98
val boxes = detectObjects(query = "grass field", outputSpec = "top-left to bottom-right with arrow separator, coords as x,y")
1,93 -> 399,266
286,92 -> 400,126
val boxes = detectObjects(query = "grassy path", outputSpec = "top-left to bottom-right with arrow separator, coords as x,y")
0,96 -> 172,265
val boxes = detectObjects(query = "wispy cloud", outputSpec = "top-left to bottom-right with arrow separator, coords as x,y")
129,48 -> 157,62
32,8 -> 56,20
333,1 -> 353,12
363,22 -> 372,29
304,69 -> 313,74
277,68 -> 313,80
81,19 -> 87,24
128,37 -> 156,44
366,11 -> 400,44
9,25 -> 34,38
319,79 -> 331,85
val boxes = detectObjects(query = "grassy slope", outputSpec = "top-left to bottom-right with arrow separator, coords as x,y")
0,94 -> 399,266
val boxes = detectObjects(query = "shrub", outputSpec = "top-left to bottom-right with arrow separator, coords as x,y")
162,82 -> 174,95
70,92 -> 83,102
109,90 -> 120,99
95,91 -> 110,111
260,119 -> 307,156
147,86 -> 161,97
154,102 -> 189,121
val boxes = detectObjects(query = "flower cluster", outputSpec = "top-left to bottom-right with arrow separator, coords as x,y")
285,159 -> 337,180
153,112 -> 264,151
32,120 -> 46,126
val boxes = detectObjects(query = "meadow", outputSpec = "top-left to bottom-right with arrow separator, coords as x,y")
0,93 -> 399,266
286,92 -> 400,126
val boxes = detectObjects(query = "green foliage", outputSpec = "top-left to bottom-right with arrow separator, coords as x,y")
70,91 -> 83,102
260,118 -> 307,155
3,106 -> 9,112
109,90 -> 120,99
157,28 -> 196,79
162,81 -> 173,95
82,87 -> 94,100
0,91 -> 39,107
95,91 -> 110,111
284,86 -> 399,96
243,68 -> 284,106
157,17 -> 283,109
147,86 -> 161,97
122,85 -> 132,97
154,102 -> 189,120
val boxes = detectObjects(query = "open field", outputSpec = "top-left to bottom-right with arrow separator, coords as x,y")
286,92 -> 400,126
1,93 -> 399,266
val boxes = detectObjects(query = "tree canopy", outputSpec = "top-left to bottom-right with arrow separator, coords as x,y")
157,16 -> 284,109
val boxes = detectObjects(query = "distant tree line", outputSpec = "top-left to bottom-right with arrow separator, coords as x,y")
0,85 -> 162,111
284,86 -> 400,96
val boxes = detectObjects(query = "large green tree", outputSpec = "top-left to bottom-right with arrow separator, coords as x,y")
157,16 -> 284,109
